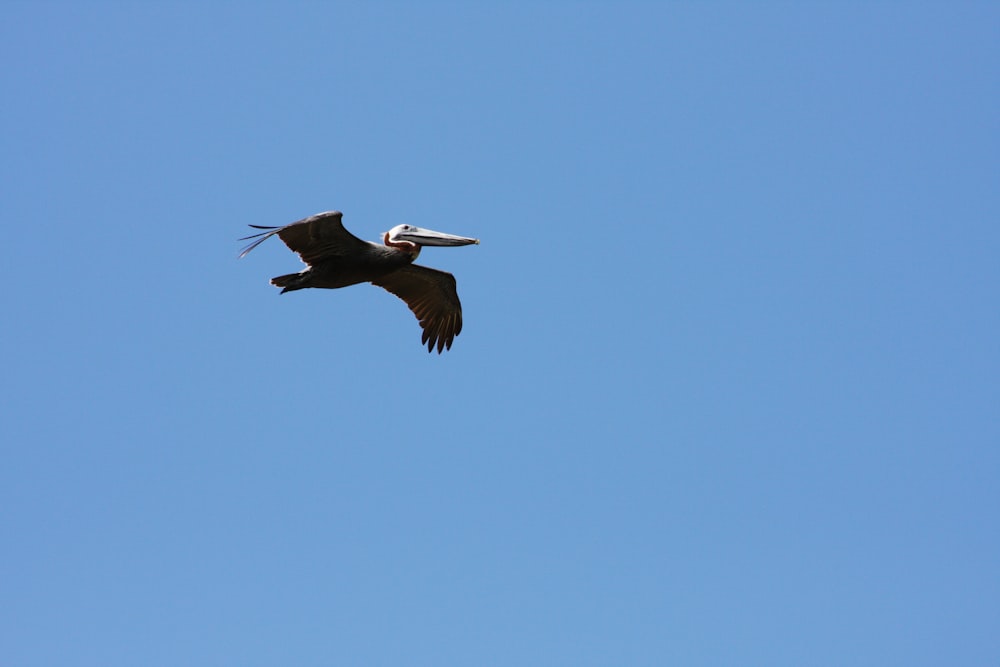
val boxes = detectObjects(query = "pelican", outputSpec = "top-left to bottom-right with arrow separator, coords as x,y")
239,210 -> 479,353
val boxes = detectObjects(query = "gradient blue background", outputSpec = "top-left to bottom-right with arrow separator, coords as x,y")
2,2 -> 998,665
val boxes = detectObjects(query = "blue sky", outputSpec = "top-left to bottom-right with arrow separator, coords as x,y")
2,2 -> 998,665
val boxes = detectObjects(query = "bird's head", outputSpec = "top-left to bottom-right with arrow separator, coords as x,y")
383,224 -> 480,257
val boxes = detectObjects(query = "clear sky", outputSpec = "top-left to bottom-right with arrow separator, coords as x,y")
2,2 -> 998,665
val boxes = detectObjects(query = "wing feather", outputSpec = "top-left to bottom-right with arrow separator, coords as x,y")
371,264 -> 465,353
238,211 -> 369,264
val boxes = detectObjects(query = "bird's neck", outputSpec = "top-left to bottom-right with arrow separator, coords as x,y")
383,233 -> 421,259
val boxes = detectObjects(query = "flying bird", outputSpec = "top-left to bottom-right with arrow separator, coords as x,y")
239,210 -> 479,353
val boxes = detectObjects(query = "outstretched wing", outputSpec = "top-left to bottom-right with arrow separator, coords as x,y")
371,264 -> 465,353
238,210 -> 369,264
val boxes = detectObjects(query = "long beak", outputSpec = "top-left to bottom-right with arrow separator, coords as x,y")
396,226 -> 480,247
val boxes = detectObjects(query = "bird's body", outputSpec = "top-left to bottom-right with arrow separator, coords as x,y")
239,210 -> 479,353
268,240 -> 412,292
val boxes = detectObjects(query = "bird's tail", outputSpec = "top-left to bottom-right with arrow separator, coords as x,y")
271,272 -> 308,293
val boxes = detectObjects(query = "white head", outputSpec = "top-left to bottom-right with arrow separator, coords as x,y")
383,224 -> 480,253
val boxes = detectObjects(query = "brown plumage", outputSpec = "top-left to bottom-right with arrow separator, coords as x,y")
239,210 -> 479,353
